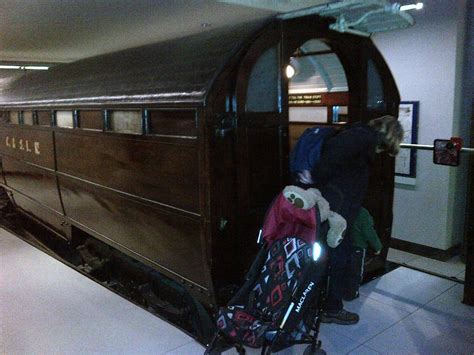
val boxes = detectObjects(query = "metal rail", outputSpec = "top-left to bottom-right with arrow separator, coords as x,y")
400,143 -> 474,153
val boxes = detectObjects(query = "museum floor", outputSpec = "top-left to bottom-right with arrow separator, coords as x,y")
1,228 -> 473,354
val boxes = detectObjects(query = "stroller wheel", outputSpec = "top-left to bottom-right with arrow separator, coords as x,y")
303,345 -> 326,355
204,349 -> 221,355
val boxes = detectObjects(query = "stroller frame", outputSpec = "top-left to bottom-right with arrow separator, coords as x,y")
205,234 -> 329,355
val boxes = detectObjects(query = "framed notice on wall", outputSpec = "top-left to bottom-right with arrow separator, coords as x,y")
395,101 -> 419,178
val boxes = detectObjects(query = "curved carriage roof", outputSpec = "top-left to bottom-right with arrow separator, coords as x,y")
0,19 -> 269,108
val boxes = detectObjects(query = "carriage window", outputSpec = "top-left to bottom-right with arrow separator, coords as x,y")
37,111 -> 52,126
148,110 -> 197,137
79,110 -> 103,130
108,110 -> 142,134
288,39 -> 348,125
0,111 -> 9,124
332,106 -> 349,123
246,45 -> 279,113
56,111 -> 74,128
8,111 -> 20,124
289,107 -> 327,123
367,59 -> 385,110
288,55 -> 348,94
23,111 -> 34,125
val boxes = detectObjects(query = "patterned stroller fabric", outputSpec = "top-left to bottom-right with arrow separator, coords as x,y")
216,237 -> 314,348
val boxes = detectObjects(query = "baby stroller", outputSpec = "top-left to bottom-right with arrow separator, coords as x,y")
205,190 -> 332,355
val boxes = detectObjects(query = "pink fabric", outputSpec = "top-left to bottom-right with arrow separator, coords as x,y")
262,193 -> 318,246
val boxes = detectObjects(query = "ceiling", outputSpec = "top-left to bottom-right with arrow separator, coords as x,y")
0,0 -> 333,64
0,0 -> 418,86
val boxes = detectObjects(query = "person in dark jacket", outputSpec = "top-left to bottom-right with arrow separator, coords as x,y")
313,115 -> 403,325
343,207 -> 382,301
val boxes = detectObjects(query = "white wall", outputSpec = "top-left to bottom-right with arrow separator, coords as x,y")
372,0 -> 469,250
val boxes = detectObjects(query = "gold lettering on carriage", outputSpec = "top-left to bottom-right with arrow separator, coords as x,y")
5,136 -> 40,155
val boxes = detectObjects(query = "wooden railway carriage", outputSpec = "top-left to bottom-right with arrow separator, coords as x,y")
0,14 -> 399,309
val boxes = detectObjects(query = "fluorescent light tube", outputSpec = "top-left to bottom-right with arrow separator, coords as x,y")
0,65 -> 49,70
24,66 -> 49,70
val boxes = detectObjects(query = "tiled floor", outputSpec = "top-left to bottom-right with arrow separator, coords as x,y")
1,229 -> 473,354
387,247 -> 466,281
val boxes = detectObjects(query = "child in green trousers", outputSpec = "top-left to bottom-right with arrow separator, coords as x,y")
343,207 -> 382,300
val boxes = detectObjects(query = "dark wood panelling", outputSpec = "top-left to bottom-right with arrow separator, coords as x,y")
11,192 -> 70,240
390,238 -> 460,261
2,157 -> 63,213
79,110 -> 103,130
149,110 -> 197,137
0,126 -> 55,169
37,111 -> 52,126
288,92 -> 349,107
247,126 -> 282,209
59,175 -> 208,288
55,132 -> 200,213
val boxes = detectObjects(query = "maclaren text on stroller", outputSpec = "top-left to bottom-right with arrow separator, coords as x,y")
205,187 -> 345,355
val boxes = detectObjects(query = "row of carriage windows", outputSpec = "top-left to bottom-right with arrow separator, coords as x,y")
0,109 -> 198,137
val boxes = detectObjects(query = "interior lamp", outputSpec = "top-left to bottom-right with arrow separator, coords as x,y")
285,64 -> 296,79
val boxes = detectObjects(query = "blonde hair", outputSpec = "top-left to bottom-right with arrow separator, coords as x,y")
368,115 -> 404,156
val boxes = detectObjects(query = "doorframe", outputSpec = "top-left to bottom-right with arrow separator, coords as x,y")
463,100 -> 474,306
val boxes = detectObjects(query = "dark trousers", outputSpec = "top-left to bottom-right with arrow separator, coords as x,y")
319,183 -> 362,311
344,247 -> 366,299
325,235 -> 352,311
319,183 -> 352,311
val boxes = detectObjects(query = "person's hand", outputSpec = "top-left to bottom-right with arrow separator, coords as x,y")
374,249 -> 381,255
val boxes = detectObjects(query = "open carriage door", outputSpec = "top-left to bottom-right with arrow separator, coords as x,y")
282,14 -> 401,278
234,23 -> 288,270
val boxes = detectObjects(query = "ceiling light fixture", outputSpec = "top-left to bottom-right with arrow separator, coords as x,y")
0,64 -> 49,70
0,65 -> 21,70
24,66 -> 49,70
400,2 -> 424,11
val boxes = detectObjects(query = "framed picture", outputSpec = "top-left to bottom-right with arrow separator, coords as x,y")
395,101 -> 419,177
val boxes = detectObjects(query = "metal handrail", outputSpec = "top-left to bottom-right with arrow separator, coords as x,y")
400,143 -> 474,153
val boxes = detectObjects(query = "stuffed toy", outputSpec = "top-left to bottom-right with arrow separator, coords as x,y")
283,185 -> 346,248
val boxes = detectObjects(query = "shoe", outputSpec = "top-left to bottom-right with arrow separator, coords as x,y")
321,309 -> 359,325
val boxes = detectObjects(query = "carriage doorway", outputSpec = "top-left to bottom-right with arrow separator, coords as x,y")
283,37 -> 393,281
286,39 -> 350,151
